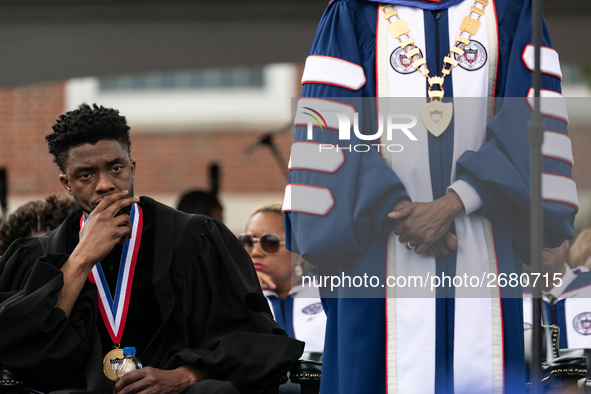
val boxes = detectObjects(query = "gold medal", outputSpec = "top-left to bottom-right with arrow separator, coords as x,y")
381,1 -> 488,136
420,101 -> 453,137
103,346 -> 124,381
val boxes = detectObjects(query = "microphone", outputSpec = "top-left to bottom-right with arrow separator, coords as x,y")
243,123 -> 291,155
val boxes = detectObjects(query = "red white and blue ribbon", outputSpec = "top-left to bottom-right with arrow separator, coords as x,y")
80,203 -> 143,345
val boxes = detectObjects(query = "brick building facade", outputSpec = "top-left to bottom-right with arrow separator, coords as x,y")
0,80 -> 293,232
1,80 -> 590,233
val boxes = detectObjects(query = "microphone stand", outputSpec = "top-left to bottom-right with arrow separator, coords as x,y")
0,169 -> 7,221
244,124 -> 291,182
530,0 -> 545,391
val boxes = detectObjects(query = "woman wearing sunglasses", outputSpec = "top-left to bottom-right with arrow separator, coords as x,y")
241,202 -> 326,352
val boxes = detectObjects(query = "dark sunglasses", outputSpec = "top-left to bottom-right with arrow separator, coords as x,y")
238,233 -> 286,255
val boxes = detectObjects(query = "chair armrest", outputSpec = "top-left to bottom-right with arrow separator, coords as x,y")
0,366 -> 25,387
289,352 -> 322,394
0,366 -> 25,394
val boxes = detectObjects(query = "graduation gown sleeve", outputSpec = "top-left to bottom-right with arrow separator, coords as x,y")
454,0 -> 577,255
160,216 -> 304,394
285,0 -> 409,261
285,0 -> 576,263
0,237 -> 99,392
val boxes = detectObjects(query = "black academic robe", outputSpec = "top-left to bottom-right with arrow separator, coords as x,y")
0,197 -> 304,394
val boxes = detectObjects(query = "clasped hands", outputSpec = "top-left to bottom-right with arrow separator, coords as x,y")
387,191 -> 464,257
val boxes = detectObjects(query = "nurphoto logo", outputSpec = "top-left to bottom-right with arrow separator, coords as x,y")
302,108 -> 419,153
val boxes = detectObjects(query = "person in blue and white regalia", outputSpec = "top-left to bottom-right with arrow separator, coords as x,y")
282,0 -> 577,393
242,202 -> 326,353
523,241 -> 591,350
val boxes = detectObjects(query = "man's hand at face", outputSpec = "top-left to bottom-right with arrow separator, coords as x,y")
114,366 -> 207,394
388,191 -> 464,255
72,190 -> 139,270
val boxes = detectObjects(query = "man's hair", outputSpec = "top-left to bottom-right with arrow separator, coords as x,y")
46,103 -> 131,172
0,194 -> 77,255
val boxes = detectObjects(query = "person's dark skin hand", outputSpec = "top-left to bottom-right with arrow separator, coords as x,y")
77,190 -> 137,260
388,198 -> 459,257
423,232 -> 458,258
388,191 -> 464,255
388,198 -> 412,225
114,366 -> 207,394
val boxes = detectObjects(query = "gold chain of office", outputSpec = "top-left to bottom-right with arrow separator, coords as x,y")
380,0 -> 488,101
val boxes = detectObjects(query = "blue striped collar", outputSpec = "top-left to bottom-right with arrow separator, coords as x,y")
367,0 -> 464,10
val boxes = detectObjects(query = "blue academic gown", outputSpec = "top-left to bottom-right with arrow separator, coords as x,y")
284,0 -> 576,393
524,265 -> 591,350
263,285 -> 326,353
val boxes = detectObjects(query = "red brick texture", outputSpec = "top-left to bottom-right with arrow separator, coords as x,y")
130,129 -> 292,196
0,82 -> 66,195
0,81 -> 589,202
569,127 -> 591,192
0,81 -> 292,198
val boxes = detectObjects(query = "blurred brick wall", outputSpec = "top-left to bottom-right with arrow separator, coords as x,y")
0,82 -> 66,195
570,127 -> 591,192
1,80 -> 590,203
130,130 -> 291,196
0,81 -> 292,199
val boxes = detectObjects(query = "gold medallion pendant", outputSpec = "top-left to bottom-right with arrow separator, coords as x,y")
420,101 -> 453,137
380,0 -> 488,137
103,347 -> 124,381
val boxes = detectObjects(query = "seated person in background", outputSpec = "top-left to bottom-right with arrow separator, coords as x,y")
241,202 -> 326,353
0,194 -> 76,255
0,104 -> 303,394
177,190 -> 223,222
568,229 -> 591,273
523,240 -> 591,349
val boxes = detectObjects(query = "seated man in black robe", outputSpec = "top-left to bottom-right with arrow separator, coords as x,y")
0,103 -> 303,394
